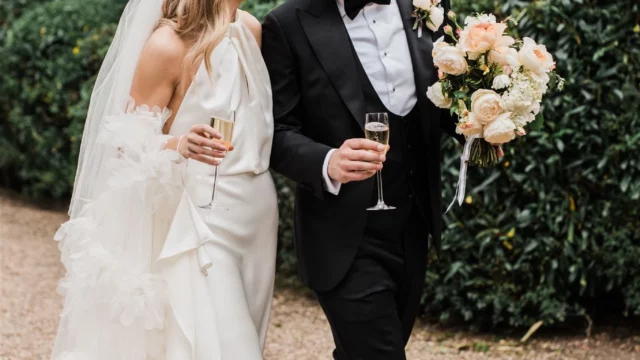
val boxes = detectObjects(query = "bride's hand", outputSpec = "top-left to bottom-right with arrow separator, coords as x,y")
179,124 -> 230,166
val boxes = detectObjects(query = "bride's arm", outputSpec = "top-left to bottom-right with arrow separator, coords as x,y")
128,27 -> 228,165
130,27 -> 183,116
129,27 -> 186,154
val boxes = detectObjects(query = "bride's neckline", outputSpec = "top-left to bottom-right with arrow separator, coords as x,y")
157,11 -> 245,133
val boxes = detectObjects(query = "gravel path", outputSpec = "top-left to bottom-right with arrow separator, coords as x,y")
1,193 -> 639,360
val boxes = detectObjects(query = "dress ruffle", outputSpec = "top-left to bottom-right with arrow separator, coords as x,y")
51,103 -> 187,360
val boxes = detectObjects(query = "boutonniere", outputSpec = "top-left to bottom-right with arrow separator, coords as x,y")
412,0 -> 445,38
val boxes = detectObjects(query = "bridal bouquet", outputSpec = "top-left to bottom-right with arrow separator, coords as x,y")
427,12 -> 564,168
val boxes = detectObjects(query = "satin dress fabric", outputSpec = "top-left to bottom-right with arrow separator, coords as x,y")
157,18 -> 278,360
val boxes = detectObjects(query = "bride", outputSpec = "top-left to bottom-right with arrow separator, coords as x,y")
50,0 -> 277,359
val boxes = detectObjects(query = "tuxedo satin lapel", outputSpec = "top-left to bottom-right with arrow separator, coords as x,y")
396,0 -> 439,140
298,4 -> 366,129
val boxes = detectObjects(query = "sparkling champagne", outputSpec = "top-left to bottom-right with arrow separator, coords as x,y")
210,117 -> 234,148
364,122 -> 389,146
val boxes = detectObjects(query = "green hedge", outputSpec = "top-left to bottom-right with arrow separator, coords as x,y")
425,0 -> 640,328
0,0 -> 127,196
1,0 -> 638,329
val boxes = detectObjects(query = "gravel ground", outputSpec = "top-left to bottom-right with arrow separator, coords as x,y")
1,193 -> 639,360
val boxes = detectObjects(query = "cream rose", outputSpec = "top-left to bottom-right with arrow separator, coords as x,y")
426,82 -> 452,109
518,37 -> 555,81
470,89 -> 503,124
413,0 -> 432,10
433,42 -> 468,75
483,112 -> 516,144
456,113 -> 483,136
458,20 -> 512,59
488,46 -> 520,74
426,6 -> 444,32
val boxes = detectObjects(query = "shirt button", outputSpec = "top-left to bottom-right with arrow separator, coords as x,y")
373,20 -> 377,24
393,88 -> 396,92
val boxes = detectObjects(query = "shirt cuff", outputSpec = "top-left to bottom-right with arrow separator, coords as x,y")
322,149 -> 341,195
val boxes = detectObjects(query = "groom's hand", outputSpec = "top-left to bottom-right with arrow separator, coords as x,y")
327,139 -> 386,184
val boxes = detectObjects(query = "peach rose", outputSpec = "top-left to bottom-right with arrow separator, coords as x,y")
458,18 -> 514,60
470,89 -> 503,124
488,46 -> 520,74
432,41 -> 468,75
456,113 -> 483,137
519,37 -> 555,82
483,112 -> 516,144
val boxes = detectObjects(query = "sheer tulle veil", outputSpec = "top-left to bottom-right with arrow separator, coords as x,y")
52,1 -> 179,358
69,0 -> 163,218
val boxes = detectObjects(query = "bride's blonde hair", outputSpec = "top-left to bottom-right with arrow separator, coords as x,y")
158,0 -> 232,84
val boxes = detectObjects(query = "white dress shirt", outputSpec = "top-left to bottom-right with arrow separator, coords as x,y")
323,0 -> 417,194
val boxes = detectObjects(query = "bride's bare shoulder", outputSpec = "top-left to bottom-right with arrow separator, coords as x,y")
140,26 -> 187,69
130,26 -> 187,106
238,10 -> 262,47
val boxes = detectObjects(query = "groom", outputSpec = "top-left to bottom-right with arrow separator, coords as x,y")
263,0 -> 461,358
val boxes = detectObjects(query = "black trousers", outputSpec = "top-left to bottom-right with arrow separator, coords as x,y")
316,202 -> 429,360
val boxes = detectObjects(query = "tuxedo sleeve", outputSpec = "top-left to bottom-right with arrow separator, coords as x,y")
262,12 -> 333,199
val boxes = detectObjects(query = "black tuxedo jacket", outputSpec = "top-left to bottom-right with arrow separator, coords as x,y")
262,0 -> 461,291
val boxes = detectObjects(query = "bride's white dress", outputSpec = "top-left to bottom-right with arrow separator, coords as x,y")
51,16 -> 277,360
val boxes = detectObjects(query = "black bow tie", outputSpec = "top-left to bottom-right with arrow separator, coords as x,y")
344,0 -> 392,20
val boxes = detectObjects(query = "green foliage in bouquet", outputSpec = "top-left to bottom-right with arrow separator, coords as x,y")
427,0 -> 640,328
0,0 -> 128,196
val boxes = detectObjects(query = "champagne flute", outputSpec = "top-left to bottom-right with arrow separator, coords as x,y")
200,112 -> 235,210
365,112 -> 395,211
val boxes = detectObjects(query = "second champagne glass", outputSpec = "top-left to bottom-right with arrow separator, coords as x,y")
200,112 -> 235,210
364,112 -> 395,211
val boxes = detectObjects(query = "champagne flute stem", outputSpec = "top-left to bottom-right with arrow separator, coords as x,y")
210,165 -> 219,204
376,170 -> 384,205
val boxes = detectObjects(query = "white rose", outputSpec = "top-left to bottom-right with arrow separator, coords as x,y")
456,112 -> 483,136
470,89 -> 503,124
432,42 -> 468,75
492,74 -> 511,90
518,37 -> 555,82
483,112 -> 516,144
426,6 -> 444,32
426,82 -> 452,109
413,0 -> 432,10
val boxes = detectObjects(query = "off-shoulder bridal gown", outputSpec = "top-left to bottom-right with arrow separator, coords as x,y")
51,14 -> 277,360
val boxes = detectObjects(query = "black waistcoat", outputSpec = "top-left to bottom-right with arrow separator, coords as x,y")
351,45 -> 424,241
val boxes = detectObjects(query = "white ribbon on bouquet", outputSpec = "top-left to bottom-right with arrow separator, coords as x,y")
445,134 -> 480,214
